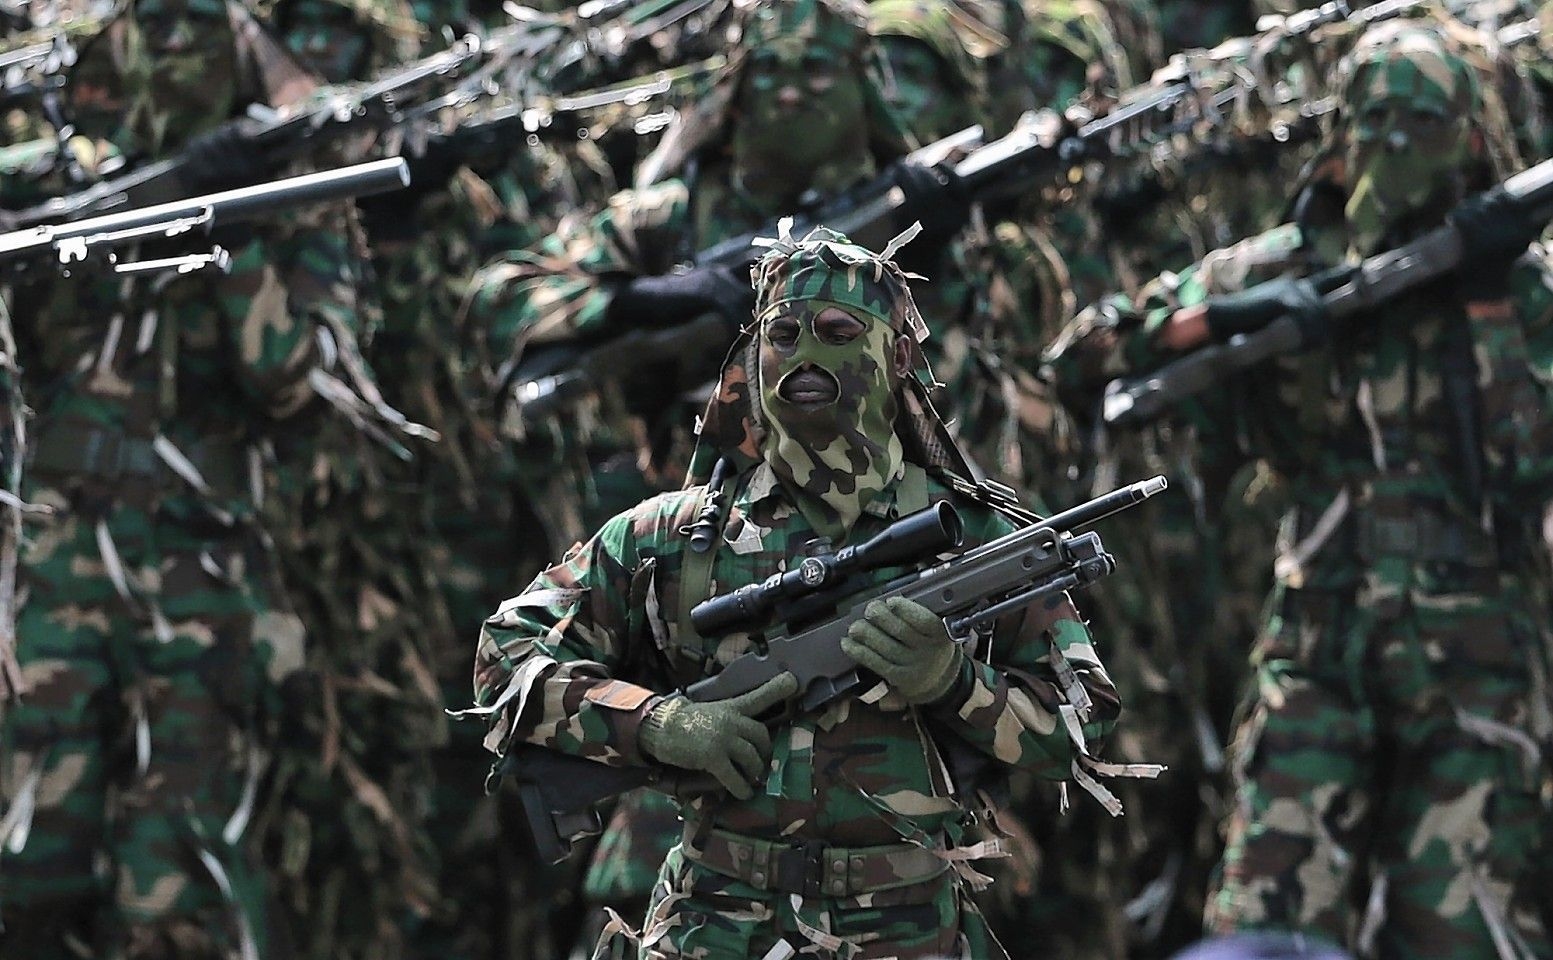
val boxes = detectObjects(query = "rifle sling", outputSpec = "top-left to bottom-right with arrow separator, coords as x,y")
675,459 -> 738,646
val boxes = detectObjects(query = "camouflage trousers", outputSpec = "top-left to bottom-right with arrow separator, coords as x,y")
1207,579 -> 1552,959
1,495 -> 293,959
607,841 -> 1007,960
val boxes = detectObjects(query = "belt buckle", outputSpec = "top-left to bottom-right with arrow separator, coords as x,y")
773,839 -> 829,898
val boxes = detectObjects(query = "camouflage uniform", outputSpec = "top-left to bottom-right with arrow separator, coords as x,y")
0,2 -> 375,956
465,225 -> 1136,959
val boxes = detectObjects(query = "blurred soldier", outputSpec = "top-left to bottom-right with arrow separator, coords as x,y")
466,223 -> 1133,959
1067,20 -> 1553,956
0,0 -> 385,956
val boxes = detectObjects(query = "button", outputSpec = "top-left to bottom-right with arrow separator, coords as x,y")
850,856 -> 864,871
831,858 -> 846,872
751,871 -> 767,887
829,879 -> 846,895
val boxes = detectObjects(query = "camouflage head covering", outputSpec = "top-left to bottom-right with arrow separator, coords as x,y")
634,0 -> 910,187
115,0 -> 241,153
690,221 -> 980,526
748,224 -> 924,536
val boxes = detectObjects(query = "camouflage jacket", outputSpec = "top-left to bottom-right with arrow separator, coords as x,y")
471,461 -> 1122,846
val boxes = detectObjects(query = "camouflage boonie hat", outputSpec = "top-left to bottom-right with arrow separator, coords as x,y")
1334,17 -> 1523,178
689,220 -> 976,484
133,0 -> 229,16
741,0 -> 870,55
1341,22 -> 1480,114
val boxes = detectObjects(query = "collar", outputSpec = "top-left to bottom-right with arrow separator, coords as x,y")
733,460 -> 931,525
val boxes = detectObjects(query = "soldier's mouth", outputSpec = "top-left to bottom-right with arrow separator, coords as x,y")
778,367 -> 840,407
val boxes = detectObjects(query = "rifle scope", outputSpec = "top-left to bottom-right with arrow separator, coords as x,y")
690,501 -> 964,638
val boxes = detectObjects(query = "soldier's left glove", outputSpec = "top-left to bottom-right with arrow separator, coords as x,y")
1449,186 -> 1544,298
842,596 -> 966,706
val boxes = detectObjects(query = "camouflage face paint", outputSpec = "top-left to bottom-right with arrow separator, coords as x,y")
1340,26 -> 1479,252
758,301 -> 903,539
876,35 -> 961,144
123,0 -> 238,152
735,36 -> 869,174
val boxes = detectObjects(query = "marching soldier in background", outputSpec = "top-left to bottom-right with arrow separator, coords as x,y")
1057,17 -> 1553,956
0,0 -> 393,956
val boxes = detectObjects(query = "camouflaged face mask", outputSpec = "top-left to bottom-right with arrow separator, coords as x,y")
123,0 -> 239,153
1341,26 -> 1479,253
750,222 -> 926,539
757,300 -> 904,539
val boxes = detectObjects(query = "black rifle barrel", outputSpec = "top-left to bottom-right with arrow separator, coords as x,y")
0,158 -> 410,263
1038,476 -> 1169,532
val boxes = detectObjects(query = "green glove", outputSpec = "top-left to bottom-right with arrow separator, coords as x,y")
841,596 -> 964,706
637,672 -> 798,800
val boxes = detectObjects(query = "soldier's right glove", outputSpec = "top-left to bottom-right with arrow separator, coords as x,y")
637,672 -> 798,800
1201,276 -> 1329,346
886,160 -> 972,248
604,265 -> 756,332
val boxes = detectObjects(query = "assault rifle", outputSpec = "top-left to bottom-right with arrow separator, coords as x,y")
0,157 -> 410,277
1101,157 -> 1553,427
499,476 -> 1169,862
11,1 -> 683,226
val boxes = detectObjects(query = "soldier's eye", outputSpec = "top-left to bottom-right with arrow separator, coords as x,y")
814,311 -> 867,345
767,318 -> 800,348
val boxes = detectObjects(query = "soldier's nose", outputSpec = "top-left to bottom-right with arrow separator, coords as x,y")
777,84 -> 802,109
1384,129 -> 1410,152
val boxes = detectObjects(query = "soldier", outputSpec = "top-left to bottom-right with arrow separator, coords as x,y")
467,6 -> 959,945
1075,19 -> 1553,956
465,222 -> 1139,959
0,0 -> 384,957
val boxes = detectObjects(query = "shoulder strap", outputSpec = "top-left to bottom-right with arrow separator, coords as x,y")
675,457 -> 738,642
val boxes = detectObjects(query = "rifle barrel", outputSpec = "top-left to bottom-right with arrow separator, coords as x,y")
1039,476 -> 1169,532
0,158 -> 410,264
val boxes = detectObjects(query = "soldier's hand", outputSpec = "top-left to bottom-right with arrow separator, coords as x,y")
842,596 -> 965,706
180,120 -> 274,194
1201,276 -> 1328,346
1449,186 -> 1543,298
1156,305 -> 1210,351
887,160 -> 971,246
637,672 -> 798,799
604,265 -> 756,332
